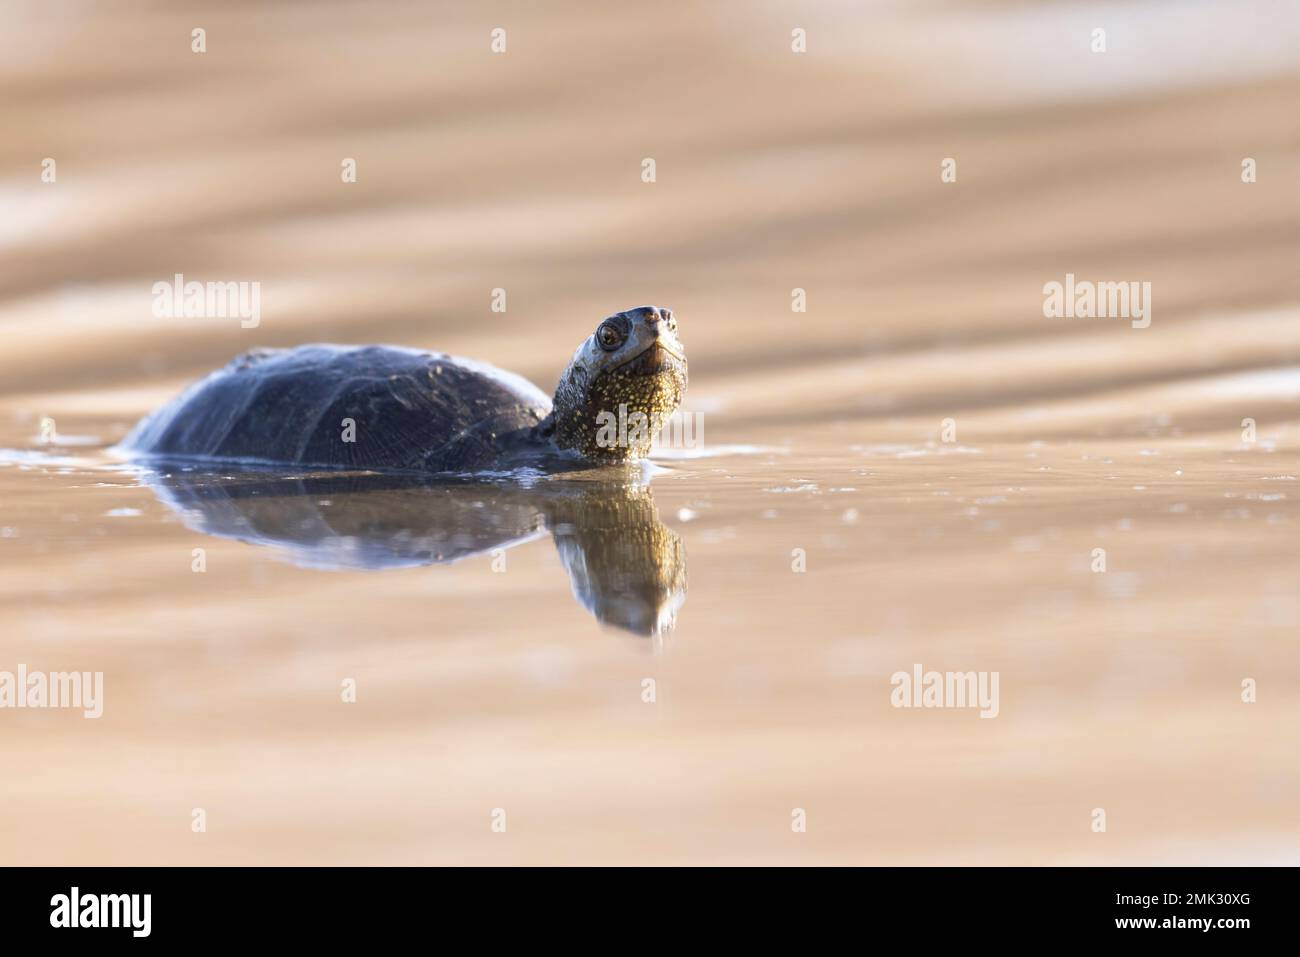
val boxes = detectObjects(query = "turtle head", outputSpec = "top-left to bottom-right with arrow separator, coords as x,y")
546,305 -> 688,462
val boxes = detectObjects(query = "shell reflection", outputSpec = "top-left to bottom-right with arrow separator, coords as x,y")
138,466 -> 687,637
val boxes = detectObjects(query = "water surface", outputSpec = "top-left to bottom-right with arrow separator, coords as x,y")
2,0 -> 1299,864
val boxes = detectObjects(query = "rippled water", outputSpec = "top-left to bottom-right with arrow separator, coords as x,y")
2,0 -> 1299,864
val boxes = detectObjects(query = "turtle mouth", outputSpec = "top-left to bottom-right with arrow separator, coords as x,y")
611,341 -> 686,377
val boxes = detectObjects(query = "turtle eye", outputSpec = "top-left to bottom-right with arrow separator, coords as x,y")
596,322 -> 624,351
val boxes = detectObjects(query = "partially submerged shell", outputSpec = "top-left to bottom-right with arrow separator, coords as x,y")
123,345 -> 552,472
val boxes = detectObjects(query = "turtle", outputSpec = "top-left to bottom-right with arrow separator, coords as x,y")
121,306 -> 687,473
139,466 -> 687,635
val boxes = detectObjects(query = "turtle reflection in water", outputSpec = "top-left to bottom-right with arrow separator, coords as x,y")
141,467 -> 687,636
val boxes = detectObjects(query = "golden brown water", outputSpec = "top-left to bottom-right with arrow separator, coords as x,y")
2,0 -> 1299,864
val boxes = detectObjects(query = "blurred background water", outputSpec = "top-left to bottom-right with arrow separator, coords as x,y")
1,0 -> 1298,864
